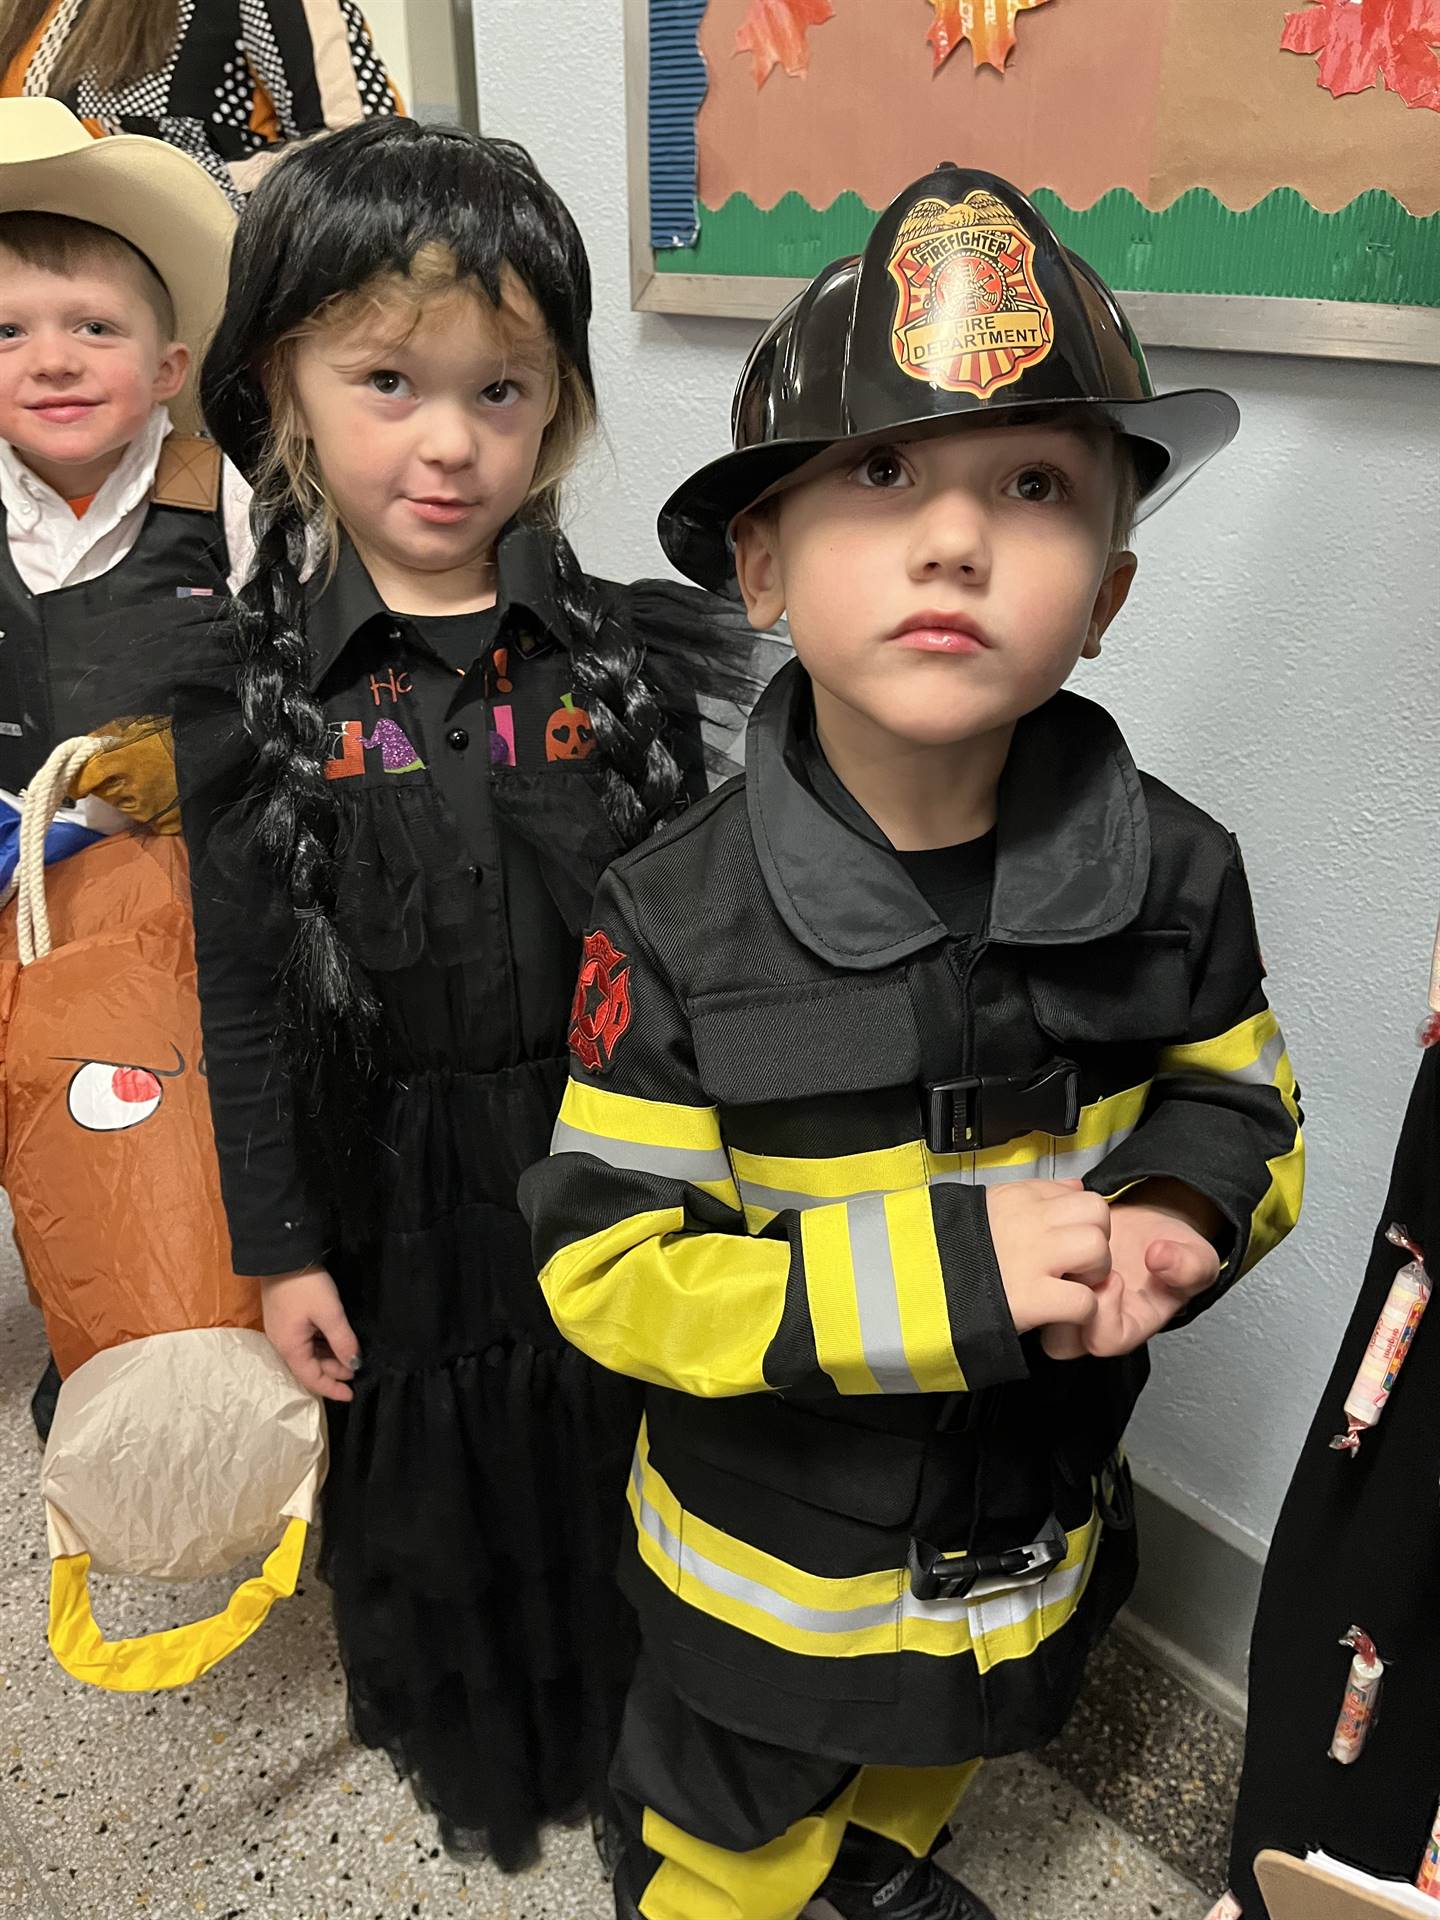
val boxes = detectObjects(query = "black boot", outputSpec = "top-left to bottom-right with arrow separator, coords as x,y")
805,1830 -> 999,1920
30,1353 -> 60,1445
611,1847 -> 646,1920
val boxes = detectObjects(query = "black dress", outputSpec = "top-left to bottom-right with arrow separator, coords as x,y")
1226,1042 -> 1440,1913
178,525 -> 711,1867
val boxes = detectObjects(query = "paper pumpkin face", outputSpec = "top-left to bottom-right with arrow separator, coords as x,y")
0,824 -> 323,1692
546,693 -> 595,761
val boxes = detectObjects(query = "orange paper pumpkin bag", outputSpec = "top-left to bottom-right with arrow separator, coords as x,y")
0,738 -> 325,1691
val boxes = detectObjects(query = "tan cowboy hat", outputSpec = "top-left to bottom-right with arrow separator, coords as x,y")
0,99 -> 235,434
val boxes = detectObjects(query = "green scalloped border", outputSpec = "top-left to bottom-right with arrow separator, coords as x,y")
654,188 -> 1439,307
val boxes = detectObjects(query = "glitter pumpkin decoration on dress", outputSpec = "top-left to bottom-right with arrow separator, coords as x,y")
0,749 -> 324,1694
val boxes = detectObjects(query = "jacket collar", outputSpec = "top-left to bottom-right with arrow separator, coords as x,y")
745,658 -> 1151,971
305,518 -> 574,686
0,402 -> 169,532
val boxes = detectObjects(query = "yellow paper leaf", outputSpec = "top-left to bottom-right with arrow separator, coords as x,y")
927,0 -> 1055,74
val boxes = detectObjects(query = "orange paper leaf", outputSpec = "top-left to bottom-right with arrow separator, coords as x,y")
927,0 -> 1055,73
735,0 -> 836,87
1281,0 -> 1440,112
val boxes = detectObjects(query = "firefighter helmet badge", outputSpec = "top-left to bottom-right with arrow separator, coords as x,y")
887,189 -> 1054,400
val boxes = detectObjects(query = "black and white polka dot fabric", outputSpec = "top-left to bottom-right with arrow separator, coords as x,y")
16,0 -> 402,208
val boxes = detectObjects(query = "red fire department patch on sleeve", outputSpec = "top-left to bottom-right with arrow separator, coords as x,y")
568,929 -> 633,1073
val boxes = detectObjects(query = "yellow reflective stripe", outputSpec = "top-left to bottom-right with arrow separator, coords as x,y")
1244,1030 -> 1304,1274
884,1186 -> 966,1393
800,1192 -> 962,1397
561,1077 -> 723,1152
733,1140 -> 927,1212
554,1079 -> 740,1207
800,1203 -> 879,1395
734,1082 -> 1151,1226
628,1428 -> 1101,1665
539,1205 -> 787,1396
1158,1007 -> 1285,1083
1158,1010 -> 1304,1272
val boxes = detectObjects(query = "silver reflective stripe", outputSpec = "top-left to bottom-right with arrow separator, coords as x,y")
551,1118 -> 732,1187
1161,1027 -> 1288,1089
630,1457 -> 1093,1640
844,1194 -> 922,1394
1232,1029 -> 1288,1088
630,1458 -> 900,1636
736,1121 -> 1137,1217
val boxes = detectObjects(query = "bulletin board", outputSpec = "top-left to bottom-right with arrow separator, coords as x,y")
624,0 -> 1440,363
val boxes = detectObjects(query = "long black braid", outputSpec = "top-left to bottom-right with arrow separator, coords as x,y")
231,494 -> 379,1105
556,547 -> 683,843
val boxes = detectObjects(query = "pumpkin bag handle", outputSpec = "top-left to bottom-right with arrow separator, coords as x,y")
16,735 -> 119,966
48,1517 -> 308,1692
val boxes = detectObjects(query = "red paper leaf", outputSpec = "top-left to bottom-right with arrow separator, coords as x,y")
927,0 -> 1055,74
1281,0 -> 1440,112
735,0 -> 836,87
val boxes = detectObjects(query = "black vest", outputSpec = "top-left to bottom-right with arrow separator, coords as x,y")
0,490 -> 228,792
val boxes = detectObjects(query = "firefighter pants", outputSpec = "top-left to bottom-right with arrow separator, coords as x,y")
611,1655 -> 981,1920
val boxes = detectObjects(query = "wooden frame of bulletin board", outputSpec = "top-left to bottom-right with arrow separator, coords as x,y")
624,0 -> 1440,364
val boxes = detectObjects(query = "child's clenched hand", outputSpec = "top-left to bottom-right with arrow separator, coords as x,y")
986,1180 -> 1111,1341
1041,1180 -> 1223,1360
260,1264 -> 361,1402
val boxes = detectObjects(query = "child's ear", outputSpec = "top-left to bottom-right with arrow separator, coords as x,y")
1082,550 -> 1137,659
152,340 -> 190,407
733,508 -> 787,633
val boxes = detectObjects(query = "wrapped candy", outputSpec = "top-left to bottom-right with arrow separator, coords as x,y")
1416,1791 -> 1440,1897
1329,1626 -> 1386,1765
1331,1227 -> 1430,1456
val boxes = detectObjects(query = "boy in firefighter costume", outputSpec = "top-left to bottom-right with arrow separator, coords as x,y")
522,166 -> 1303,1920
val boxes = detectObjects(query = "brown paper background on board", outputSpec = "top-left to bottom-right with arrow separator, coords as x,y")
696,0 -> 1167,212
695,0 -> 1438,219
1150,0 -> 1437,215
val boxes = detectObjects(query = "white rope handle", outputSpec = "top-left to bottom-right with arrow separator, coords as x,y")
15,735 -> 118,967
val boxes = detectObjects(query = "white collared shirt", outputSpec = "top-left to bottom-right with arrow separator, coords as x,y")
0,406 -> 253,596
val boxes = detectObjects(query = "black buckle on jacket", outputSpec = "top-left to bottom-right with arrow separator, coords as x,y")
907,1516 -> 1069,1603
924,1062 -> 1080,1156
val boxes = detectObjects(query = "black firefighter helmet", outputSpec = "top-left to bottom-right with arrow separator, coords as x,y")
659,164 -> 1240,592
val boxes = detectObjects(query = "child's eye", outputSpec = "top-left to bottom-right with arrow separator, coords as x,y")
854,448 -> 911,490
480,379 -> 522,408
79,320 -> 115,338
0,324 -> 19,341
1007,465 -> 1070,505
368,369 -> 411,397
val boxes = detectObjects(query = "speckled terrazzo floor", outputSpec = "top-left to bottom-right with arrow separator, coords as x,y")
0,1215 -> 1219,1919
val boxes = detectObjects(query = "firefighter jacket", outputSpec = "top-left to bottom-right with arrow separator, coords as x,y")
521,658 -> 1303,1766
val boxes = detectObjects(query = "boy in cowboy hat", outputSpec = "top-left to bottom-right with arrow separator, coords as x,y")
0,98 -> 246,804
0,98 -> 243,1439
523,167 -> 1303,1920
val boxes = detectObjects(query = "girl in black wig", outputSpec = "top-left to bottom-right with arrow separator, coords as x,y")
175,117 -> 748,1869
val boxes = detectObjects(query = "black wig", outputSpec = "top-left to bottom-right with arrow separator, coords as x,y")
201,119 -> 747,1164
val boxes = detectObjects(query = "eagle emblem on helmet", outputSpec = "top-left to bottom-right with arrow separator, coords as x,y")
887,191 -> 1054,400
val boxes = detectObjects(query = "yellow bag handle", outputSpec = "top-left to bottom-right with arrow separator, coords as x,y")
47,1516 -> 306,1692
